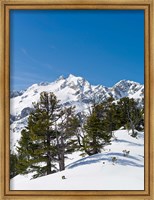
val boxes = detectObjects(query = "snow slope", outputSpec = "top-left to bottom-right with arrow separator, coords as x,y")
10,130 -> 144,190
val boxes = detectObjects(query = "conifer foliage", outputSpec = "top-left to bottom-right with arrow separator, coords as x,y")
17,92 -> 60,178
10,152 -> 18,179
79,98 -> 114,156
55,106 -> 80,171
116,97 -> 143,136
16,92 -> 79,178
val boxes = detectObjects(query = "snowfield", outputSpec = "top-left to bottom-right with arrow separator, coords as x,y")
10,129 -> 144,190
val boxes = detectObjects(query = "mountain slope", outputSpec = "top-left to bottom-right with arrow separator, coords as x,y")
10,129 -> 144,190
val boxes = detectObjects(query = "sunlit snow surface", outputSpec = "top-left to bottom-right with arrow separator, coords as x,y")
10,130 -> 144,190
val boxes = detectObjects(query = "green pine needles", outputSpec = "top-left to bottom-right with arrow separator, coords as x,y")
15,92 -> 80,179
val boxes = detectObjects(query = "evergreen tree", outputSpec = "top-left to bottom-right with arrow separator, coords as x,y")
80,98 -> 113,156
10,152 -> 18,179
116,97 -> 143,136
17,92 -> 61,179
77,96 -> 143,156
16,129 -> 32,175
102,97 -> 118,135
55,106 -> 80,171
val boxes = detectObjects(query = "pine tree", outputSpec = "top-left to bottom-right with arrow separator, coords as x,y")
55,106 -> 80,171
102,97 -> 118,135
17,92 -> 61,179
81,99 -> 113,156
10,152 -> 18,179
16,129 -> 32,175
116,97 -> 143,136
17,92 -> 80,178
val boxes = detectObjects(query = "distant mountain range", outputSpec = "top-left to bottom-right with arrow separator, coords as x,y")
10,74 -> 144,152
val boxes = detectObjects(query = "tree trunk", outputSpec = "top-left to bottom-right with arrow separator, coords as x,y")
47,155 -> 52,175
59,151 -> 65,171
130,120 -> 135,136
56,132 -> 65,171
59,135 -> 65,171
46,133 -> 52,175
92,135 -> 99,154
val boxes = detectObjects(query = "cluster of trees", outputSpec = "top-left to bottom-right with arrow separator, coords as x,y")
10,92 -> 144,179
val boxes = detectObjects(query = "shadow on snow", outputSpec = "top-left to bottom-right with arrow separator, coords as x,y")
66,152 -> 144,169
115,139 -> 144,147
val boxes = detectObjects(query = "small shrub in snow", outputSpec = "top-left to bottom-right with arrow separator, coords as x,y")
80,152 -> 87,157
111,157 -> 117,165
62,175 -> 66,180
122,150 -> 130,157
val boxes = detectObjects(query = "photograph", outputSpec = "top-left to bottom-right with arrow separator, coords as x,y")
9,9 -> 145,191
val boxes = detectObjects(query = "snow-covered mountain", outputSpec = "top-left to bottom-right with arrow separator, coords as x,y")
10,90 -> 24,98
10,74 -> 144,117
10,74 -> 144,151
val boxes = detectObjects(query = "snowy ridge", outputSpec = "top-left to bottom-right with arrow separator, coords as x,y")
10,129 -> 144,190
111,80 -> 144,100
10,74 -> 144,116
10,90 -> 24,98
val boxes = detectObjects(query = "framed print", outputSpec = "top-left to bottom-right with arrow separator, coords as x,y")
0,0 -> 154,199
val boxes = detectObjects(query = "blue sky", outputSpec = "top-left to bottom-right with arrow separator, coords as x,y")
10,10 -> 144,91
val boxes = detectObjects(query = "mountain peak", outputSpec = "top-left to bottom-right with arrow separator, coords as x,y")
57,75 -> 65,81
68,74 -> 78,79
68,74 -> 75,77
114,79 -> 140,87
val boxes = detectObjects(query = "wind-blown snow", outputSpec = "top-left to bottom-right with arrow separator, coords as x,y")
10,130 -> 144,190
